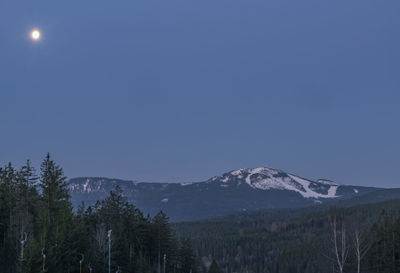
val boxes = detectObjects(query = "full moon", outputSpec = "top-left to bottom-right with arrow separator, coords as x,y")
31,30 -> 41,40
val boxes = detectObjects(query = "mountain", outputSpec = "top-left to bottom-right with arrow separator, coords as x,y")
67,166 -> 392,221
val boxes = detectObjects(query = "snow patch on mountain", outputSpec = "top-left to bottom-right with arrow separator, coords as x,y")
212,167 -> 340,199
83,179 -> 91,192
317,179 -> 339,186
289,174 -> 338,198
221,176 -> 229,183
328,186 -> 338,197
231,169 -> 245,176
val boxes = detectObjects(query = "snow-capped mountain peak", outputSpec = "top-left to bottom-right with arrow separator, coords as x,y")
209,167 -> 339,199
67,167 -> 381,221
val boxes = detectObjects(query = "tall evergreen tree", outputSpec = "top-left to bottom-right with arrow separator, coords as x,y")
0,163 -> 19,273
178,238 -> 197,273
152,211 -> 173,273
39,153 -> 69,226
38,153 -> 74,272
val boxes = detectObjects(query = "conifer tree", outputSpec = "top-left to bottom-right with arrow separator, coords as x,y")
178,238 -> 197,273
38,153 -> 74,272
0,163 -> 18,273
39,153 -> 69,225
153,211 -> 173,273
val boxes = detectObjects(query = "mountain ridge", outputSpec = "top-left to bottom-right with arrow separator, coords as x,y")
67,166 -> 386,221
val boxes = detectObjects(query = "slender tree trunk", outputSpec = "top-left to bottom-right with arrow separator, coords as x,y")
329,214 -> 348,273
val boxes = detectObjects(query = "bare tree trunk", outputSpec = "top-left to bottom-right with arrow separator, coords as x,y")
354,229 -> 361,273
329,213 -> 349,273
352,223 -> 371,273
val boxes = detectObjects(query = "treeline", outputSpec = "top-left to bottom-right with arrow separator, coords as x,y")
176,199 -> 400,273
0,154 -> 197,273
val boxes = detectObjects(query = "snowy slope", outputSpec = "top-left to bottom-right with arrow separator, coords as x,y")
209,167 -> 339,199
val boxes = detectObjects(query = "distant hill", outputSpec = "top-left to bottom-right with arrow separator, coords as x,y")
67,166 -> 395,221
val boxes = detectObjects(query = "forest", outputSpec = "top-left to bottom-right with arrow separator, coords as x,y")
175,198 -> 400,273
0,154 -> 197,273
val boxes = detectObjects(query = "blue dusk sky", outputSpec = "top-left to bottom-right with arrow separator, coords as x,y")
0,0 -> 399,187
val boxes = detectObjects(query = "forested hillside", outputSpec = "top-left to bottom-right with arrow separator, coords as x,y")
3,154 -> 400,273
0,154 -> 197,273
175,199 -> 400,273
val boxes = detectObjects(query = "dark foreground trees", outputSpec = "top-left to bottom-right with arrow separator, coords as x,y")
0,154 -> 197,273
176,200 -> 400,273
325,209 -> 400,273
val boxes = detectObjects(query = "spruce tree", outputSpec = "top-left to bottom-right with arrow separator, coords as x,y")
15,160 -> 39,273
39,153 -> 69,225
178,238 -> 197,273
0,163 -> 18,273
152,211 -> 173,273
39,153 -> 74,272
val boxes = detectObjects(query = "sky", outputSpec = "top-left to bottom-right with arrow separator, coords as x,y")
0,0 -> 399,187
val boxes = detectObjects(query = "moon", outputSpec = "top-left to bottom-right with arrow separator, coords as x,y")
31,30 -> 41,40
